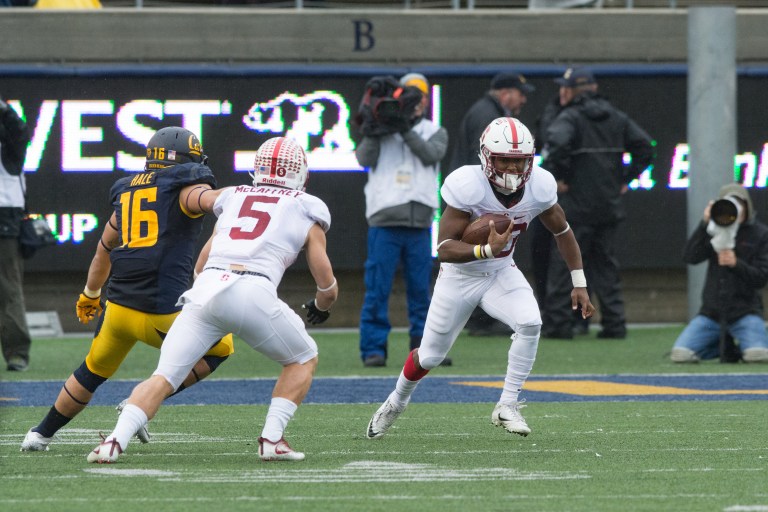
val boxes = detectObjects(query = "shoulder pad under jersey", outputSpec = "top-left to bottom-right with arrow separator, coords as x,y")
160,163 -> 217,189
300,193 -> 332,232
442,166 -> 486,210
527,166 -> 557,207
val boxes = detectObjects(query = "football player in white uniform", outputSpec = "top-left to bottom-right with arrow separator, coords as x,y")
366,117 -> 594,439
87,137 -> 338,463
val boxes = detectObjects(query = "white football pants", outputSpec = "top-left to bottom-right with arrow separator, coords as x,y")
418,263 -> 541,365
154,271 -> 317,391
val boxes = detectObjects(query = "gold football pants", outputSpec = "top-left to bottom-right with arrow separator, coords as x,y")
85,301 -> 234,378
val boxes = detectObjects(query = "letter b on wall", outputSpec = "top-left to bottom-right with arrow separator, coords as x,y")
353,20 -> 374,51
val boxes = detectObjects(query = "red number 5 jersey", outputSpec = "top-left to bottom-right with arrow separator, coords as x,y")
206,184 -> 331,287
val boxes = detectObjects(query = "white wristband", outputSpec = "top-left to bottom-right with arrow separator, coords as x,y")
571,269 -> 587,288
317,278 -> 337,293
83,286 -> 101,298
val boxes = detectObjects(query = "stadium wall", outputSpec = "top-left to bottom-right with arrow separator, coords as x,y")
2,9 -> 768,65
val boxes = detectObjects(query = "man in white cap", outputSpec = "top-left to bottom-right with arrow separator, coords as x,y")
355,72 -> 450,368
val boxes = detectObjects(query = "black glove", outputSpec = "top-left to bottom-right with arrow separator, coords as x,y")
388,112 -> 412,134
302,299 -> 330,325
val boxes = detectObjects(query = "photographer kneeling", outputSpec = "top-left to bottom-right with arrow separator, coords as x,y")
355,73 -> 449,368
671,183 -> 768,363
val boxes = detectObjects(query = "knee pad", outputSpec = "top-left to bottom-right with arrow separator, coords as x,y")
418,355 -> 446,370
515,323 -> 542,339
73,361 -> 108,393
202,355 -> 229,373
510,324 -> 541,361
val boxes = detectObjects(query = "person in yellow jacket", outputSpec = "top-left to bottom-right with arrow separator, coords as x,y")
35,0 -> 101,8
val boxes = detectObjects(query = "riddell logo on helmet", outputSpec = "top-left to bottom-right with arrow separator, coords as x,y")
260,177 -> 285,185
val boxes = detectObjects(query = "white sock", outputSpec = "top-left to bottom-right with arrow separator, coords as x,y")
500,354 -> 535,404
109,403 -> 148,451
390,371 -> 420,409
500,333 -> 538,404
260,397 -> 297,442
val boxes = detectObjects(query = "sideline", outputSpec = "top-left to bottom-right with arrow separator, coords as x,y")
2,373 -> 766,407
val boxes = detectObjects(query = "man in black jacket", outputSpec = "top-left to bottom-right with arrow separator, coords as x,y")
0,96 -> 33,371
451,72 -> 535,171
671,184 -> 768,363
541,67 -> 654,339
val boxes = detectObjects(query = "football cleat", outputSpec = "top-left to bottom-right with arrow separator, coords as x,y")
20,429 -> 52,452
116,399 -> 151,444
366,398 -> 405,439
258,437 -> 305,461
492,401 -> 531,437
87,436 -> 123,464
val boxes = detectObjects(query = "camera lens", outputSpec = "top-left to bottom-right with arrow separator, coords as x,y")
711,198 -> 738,227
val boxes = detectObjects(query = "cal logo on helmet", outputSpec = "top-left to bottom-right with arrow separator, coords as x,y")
145,127 -> 209,170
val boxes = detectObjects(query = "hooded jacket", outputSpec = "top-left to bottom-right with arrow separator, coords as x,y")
542,91 -> 655,225
684,184 -> 768,323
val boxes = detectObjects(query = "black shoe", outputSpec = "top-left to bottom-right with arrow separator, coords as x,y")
541,328 -> 573,340
363,354 -> 386,367
439,357 -> 453,367
573,320 -> 590,336
596,329 -> 627,339
6,356 -> 28,372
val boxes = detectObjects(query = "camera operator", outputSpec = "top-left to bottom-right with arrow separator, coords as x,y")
0,95 -> 33,372
671,183 -> 768,363
355,73 -> 449,368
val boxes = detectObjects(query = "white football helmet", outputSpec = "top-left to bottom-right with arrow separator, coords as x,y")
479,117 -> 535,194
251,137 -> 309,191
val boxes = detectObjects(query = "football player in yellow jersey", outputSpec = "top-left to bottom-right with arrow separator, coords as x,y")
21,127 -> 234,452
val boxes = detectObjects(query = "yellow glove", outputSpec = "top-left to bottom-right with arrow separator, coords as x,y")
76,291 -> 103,324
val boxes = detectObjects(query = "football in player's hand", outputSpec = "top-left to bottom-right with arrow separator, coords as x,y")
461,213 -> 513,244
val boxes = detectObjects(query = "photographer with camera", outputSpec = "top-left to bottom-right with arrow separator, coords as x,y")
0,95 -> 33,372
355,73 -> 448,368
671,183 -> 768,364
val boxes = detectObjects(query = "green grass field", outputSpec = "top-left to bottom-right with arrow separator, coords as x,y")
2,327 -> 767,512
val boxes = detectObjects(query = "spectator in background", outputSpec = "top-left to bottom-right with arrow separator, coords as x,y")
671,184 -> 768,364
34,0 -> 100,7
355,73 -> 449,368
451,72 -> 535,337
529,88 -> 565,304
0,0 -> 37,5
452,72 -> 535,173
0,96 -> 33,372
541,67 -> 654,339
21,127 -> 235,452
530,82 -> 590,335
